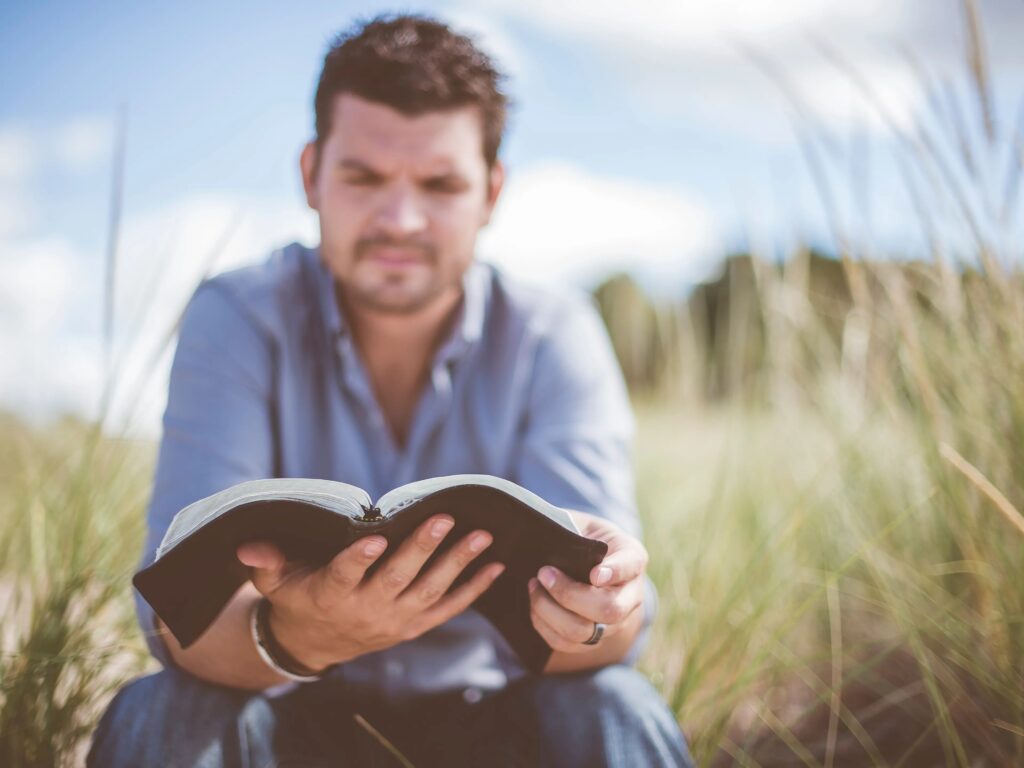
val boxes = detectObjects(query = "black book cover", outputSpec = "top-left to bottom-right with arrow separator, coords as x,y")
134,475 -> 608,674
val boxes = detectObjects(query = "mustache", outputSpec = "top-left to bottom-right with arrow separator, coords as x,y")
355,238 -> 436,261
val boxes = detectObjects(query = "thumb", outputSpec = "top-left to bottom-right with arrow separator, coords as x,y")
589,543 -> 647,586
237,540 -> 288,594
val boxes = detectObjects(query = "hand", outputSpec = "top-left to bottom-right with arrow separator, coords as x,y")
237,515 -> 505,672
528,511 -> 647,657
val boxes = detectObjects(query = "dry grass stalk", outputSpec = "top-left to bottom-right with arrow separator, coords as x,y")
939,442 -> 1024,538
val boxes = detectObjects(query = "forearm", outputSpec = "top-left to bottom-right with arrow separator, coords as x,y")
542,600 -> 644,674
157,582 -> 292,691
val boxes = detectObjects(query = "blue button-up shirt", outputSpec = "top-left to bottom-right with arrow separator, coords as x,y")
138,241 -> 651,699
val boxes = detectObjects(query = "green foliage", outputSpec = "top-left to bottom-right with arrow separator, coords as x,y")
592,2 -> 1024,760
593,273 -> 671,393
637,357 -> 1024,765
0,420 -> 153,767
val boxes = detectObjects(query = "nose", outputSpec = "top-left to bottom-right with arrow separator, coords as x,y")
374,182 -> 428,238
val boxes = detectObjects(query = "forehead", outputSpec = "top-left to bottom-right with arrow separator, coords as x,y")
325,93 -> 486,174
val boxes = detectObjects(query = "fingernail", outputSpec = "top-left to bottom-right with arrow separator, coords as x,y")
539,567 -> 556,589
469,532 -> 492,552
528,578 -> 538,593
594,566 -> 612,586
490,563 -> 505,579
364,538 -> 386,556
431,518 -> 454,539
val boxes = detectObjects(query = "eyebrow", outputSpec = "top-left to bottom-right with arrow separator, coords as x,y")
337,159 -> 382,175
337,158 -> 467,184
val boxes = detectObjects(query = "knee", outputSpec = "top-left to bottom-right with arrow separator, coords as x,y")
538,665 -> 664,721
529,665 -> 693,767
88,667 -> 255,767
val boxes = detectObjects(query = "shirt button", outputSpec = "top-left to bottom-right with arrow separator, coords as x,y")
462,687 -> 483,704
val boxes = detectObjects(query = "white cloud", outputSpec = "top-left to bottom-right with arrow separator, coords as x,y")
0,193 -> 318,435
0,127 -> 38,182
480,0 -> 900,58
790,56 -> 923,133
444,6 -> 529,85
0,126 -> 39,238
0,115 -> 117,181
478,161 -> 718,289
468,0 -> 950,138
0,236 -> 97,421
0,190 -> 36,239
55,115 -> 114,173
0,237 -> 77,337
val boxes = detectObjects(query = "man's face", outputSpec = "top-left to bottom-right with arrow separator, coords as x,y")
300,93 -> 504,315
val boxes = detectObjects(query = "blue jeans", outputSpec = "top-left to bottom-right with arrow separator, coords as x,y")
88,664 -> 693,767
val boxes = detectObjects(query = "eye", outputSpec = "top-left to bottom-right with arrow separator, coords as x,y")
344,174 -> 382,186
424,177 -> 466,194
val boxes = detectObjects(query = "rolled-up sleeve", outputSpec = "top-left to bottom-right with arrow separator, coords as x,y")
513,294 -> 655,664
135,279 -> 277,666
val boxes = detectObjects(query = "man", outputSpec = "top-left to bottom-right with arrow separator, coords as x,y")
89,13 -> 692,767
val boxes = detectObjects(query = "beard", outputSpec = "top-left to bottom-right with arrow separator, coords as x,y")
333,236 -> 460,316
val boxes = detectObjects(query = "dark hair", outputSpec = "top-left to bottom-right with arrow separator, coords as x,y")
314,14 -> 511,169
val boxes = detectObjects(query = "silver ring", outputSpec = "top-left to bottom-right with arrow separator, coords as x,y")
583,622 -> 606,645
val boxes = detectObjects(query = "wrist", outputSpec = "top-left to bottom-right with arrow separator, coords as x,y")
250,598 -> 335,681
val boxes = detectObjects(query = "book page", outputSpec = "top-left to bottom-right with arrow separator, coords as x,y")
157,478 -> 372,558
376,474 -> 580,532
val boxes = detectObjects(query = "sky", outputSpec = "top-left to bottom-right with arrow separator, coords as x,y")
2,0 -> 1023,432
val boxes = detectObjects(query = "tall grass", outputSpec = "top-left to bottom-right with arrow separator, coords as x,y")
634,2 -> 1024,764
0,420 -> 152,766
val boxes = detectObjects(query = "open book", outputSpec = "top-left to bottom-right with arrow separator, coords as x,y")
134,474 -> 608,673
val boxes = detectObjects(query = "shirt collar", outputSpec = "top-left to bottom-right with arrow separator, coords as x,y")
307,244 -> 487,365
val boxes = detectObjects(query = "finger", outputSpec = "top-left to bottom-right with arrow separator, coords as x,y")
319,535 -> 389,594
237,541 -> 289,595
528,584 -> 580,653
537,566 -> 641,626
528,578 -> 593,644
421,561 -> 505,627
399,529 -> 493,607
589,545 -> 648,587
369,515 -> 454,598
237,540 -> 284,569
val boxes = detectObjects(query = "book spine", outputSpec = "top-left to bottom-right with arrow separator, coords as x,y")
359,504 -> 384,522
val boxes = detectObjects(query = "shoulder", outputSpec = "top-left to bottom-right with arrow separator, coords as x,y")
480,260 -> 603,340
199,241 -> 313,318
182,241 -> 315,341
478,262 -> 623,399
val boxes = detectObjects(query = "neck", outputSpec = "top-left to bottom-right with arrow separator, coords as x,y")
338,286 -> 464,369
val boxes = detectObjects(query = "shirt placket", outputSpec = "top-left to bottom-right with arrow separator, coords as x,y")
394,358 -> 455,486
333,334 -> 402,493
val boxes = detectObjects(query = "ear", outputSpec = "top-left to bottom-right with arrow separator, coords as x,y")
299,141 -> 320,211
481,159 -> 505,227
